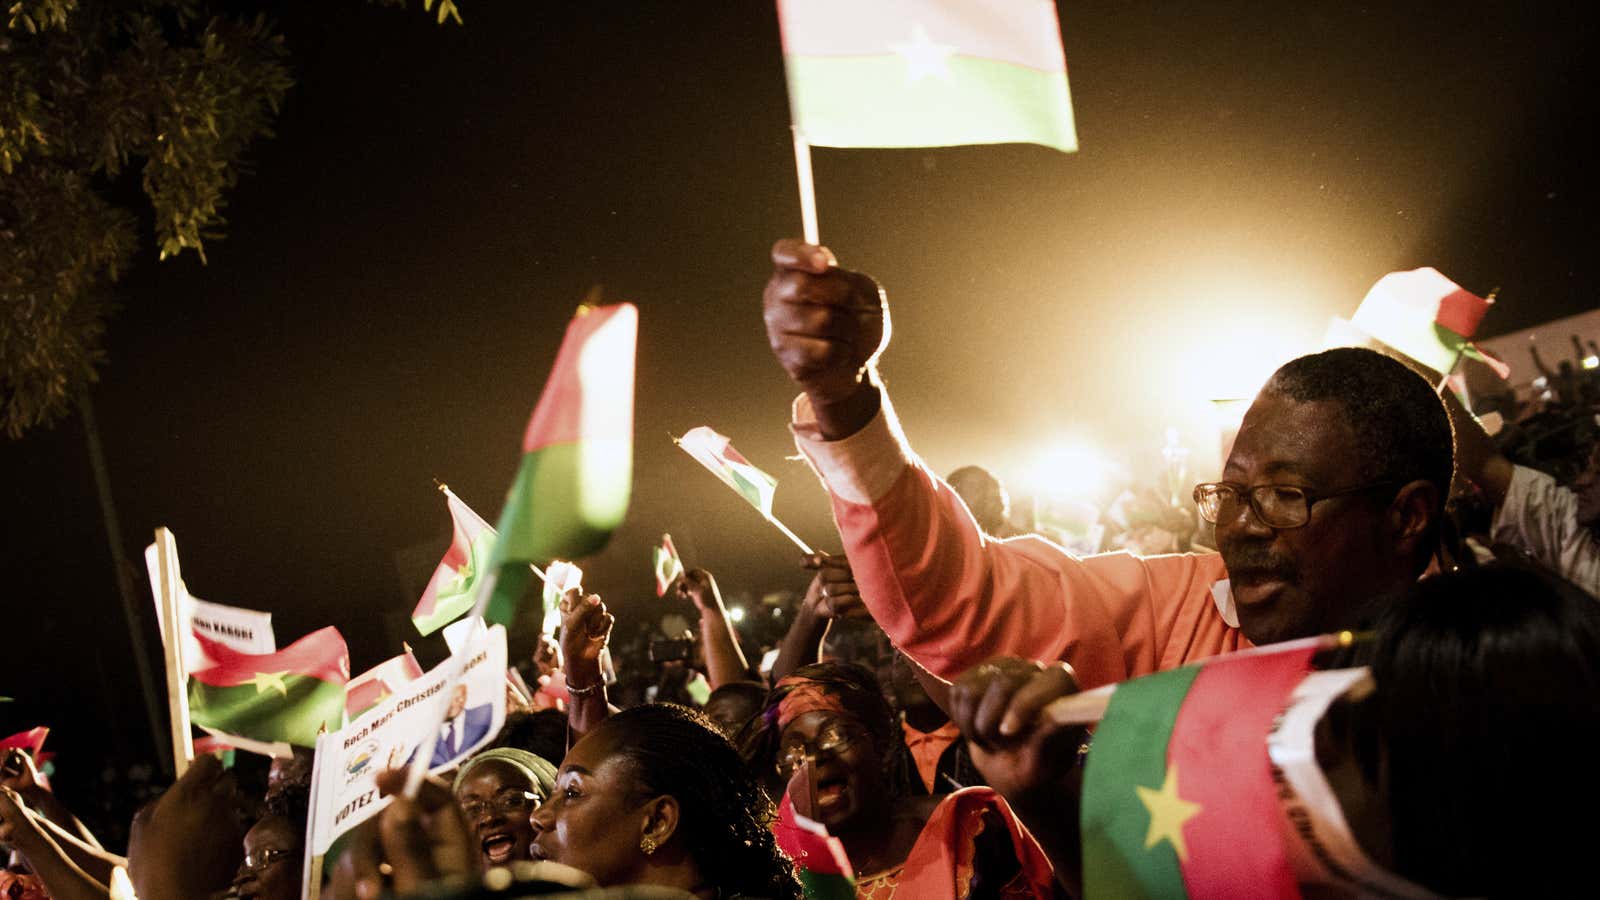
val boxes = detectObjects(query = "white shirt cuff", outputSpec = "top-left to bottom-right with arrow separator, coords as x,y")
790,391 -> 915,505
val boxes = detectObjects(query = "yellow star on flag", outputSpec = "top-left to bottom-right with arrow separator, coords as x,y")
246,670 -> 291,698
1135,762 -> 1202,862
890,24 -> 955,83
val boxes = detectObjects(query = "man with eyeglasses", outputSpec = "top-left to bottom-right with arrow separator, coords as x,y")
762,239 -> 1453,688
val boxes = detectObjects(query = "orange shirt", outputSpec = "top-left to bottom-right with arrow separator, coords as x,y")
901,719 -> 962,794
792,394 -> 1250,689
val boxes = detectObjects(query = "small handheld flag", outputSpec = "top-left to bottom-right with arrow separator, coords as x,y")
188,626 -> 350,749
1350,268 -> 1498,378
653,534 -> 684,596
413,485 -> 499,635
675,426 -> 814,554
346,648 -> 425,721
775,0 -> 1079,242
1079,640 -> 1322,900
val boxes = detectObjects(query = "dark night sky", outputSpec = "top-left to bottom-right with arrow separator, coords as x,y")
4,2 -> 1596,779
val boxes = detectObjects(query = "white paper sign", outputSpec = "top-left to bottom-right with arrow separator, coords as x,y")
306,625 -> 508,856
145,543 -> 276,670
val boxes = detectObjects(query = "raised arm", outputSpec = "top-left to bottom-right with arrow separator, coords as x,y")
763,239 -> 1201,687
676,568 -> 750,689
558,589 -> 615,745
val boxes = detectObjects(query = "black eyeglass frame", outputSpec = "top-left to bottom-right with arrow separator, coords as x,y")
1192,479 -> 1401,530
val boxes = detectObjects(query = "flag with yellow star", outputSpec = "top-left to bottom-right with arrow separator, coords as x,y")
1080,641 -> 1317,899
776,0 -> 1078,152
412,487 -> 499,635
188,626 -> 349,748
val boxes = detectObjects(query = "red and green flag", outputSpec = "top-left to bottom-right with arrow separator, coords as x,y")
774,791 -> 856,900
486,303 -> 637,627
345,647 -> 424,721
677,426 -> 779,517
0,726 -> 47,757
188,626 -> 350,748
653,533 -> 684,597
776,0 -> 1078,152
1351,267 -> 1505,377
1081,641 -> 1320,900
412,488 -> 498,635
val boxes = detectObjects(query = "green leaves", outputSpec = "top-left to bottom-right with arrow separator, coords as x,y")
1,1 -> 291,437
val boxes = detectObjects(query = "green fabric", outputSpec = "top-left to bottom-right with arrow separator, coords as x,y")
1080,664 -> 1201,899
188,674 -> 345,748
413,529 -> 497,635
786,54 -> 1077,152
454,747 -> 558,799
487,440 -> 631,626
798,869 -> 856,900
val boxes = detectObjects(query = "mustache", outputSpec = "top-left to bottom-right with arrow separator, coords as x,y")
1221,542 -> 1299,581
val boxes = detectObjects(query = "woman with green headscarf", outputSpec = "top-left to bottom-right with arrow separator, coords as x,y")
452,747 -> 557,869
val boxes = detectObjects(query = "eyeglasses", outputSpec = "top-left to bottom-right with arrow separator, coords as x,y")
459,790 -> 541,820
1193,480 -> 1399,530
777,723 -> 861,777
240,847 -> 294,873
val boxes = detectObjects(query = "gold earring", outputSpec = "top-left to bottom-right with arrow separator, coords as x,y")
640,835 -> 659,856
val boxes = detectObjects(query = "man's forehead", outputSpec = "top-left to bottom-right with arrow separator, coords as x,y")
1225,393 -> 1360,482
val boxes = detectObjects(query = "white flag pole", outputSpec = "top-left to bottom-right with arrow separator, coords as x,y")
402,551 -> 552,799
765,512 -> 815,556
153,527 -> 194,777
791,127 -> 820,245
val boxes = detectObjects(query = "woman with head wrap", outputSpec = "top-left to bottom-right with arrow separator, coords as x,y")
740,662 -> 1056,899
453,747 -> 557,869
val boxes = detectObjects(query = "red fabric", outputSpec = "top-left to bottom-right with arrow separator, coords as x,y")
775,675 -> 851,730
0,726 -> 47,755
1434,286 -> 1491,339
190,625 -> 350,687
774,792 -> 855,878
832,461 -> 1247,688
520,303 -> 637,451
1169,646 -> 1316,900
893,787 -> 1057,900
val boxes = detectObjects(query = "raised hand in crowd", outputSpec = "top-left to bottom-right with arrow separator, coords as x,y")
126,753 -> 246,900
676,567 -> 750,689
329,768 -> 477,900
763,239 -> 891,440
950,657 -> 1090,895
558,587 -> 614,743
0,786 -> 110,900
771,552 -> 866,684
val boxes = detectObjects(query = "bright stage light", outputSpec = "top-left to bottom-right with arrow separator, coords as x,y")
1024,442 -> 1118,500
728,605 -> 746,623
1584,355 -> 1599,370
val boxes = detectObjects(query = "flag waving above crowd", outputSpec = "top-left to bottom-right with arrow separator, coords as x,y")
187,626 -> 349,750
486,302 -> 638,627
412,487 -> 498,635
653,533 -> 684,596
777,0 -> 1078,152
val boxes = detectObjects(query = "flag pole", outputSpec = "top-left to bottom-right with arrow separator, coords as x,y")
765,513 -> 815,556
791,127 -> 820,245
153,527 -> 194,777
401,542 -> 550,799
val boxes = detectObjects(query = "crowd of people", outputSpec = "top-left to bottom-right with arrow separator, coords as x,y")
3,240 -> 1598,899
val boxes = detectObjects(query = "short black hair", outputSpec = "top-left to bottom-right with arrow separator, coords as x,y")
1370,564 -> 1600,895
1266,346 -> 1455,513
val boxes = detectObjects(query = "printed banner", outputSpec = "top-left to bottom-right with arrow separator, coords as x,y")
306,625 -> 508,856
